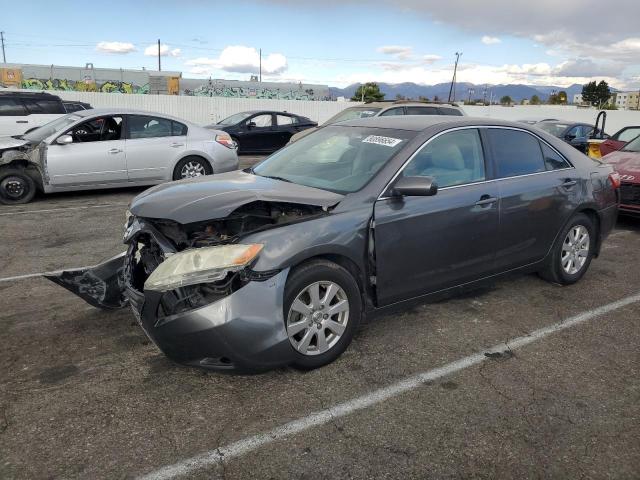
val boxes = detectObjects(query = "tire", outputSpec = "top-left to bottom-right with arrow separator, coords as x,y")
172,156 -> 213,180
539,213 -> 596,285
0,168 -> 36,205
284,260 -> 362,370
231,137 -> 240,153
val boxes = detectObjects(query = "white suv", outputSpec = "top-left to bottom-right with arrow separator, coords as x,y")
0,91 -> 69,136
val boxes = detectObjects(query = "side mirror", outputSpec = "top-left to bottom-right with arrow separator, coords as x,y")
391,176 -> 438,197
56,134 -> 73,145
246,121 -> 256,129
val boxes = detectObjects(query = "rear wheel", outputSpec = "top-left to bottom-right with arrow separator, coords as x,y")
284,260 -> 361,370
539,213 -> 595,285
0,168 -> 36,205
173,156 -> 212,180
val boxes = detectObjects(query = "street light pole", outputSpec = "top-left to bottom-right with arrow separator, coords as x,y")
0,32 -> 6,63
157,39 -> 161,71
447,52 -> 462,103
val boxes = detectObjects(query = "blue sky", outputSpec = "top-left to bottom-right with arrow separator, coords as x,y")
2,0 -> 638,89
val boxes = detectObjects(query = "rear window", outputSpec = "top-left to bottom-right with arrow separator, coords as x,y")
406,106 -> 439,115
487,129 -> 546,178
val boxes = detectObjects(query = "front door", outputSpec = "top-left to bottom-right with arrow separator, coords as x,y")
46,115 -> 127,186
374,128 -> 500,306
125,115 -> 186,181
241,113 -> 277,151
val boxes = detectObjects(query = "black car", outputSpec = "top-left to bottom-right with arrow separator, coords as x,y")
536,120 -> 601,153
207,111 -> 317,153
50,116 -> 619,372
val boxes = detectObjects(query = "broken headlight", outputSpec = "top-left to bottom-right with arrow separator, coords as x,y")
144,244 -> 263,292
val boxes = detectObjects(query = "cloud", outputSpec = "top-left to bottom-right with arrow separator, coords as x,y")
144,44 -> 181,57
377,45 -> 413,59
96,41 -> 136,54
481,36 -> 501,45
554,58 -> 624,78
185,46 -> 287,75
422,54 -> 442,64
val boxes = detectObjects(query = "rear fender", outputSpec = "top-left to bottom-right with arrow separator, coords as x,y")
44,252 -> 128,310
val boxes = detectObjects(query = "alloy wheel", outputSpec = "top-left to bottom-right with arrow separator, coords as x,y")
561,225 -> 590,275
180,161 -> 206,178
286,281 -> 349,356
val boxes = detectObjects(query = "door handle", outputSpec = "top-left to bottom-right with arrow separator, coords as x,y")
108,148 -> 123,154
16,120 -> 28,123
170,143 -> 184,148
475,195 -> 497,206
562,179 -> 577,188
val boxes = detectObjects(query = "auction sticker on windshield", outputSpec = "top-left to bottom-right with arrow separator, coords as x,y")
363,135 -> 403,147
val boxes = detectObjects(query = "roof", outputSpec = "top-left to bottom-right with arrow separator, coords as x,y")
356,101 -> 462,109
73,108 -> 189,122
338,115 -> 522,131
0,90 -> 62,98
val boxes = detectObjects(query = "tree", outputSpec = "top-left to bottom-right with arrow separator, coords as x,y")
530,95 -> 541,105
395,93 -> 406,101
418,95 -> 430,102
351,83 -> 385,102
433,95 -> 440,103
582,80 -> 611,107
548,90 -> 568,105
500,95 -> 513,105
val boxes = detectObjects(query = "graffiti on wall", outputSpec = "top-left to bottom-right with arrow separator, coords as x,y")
182,81 -> 329,100
20,78 -> 150,94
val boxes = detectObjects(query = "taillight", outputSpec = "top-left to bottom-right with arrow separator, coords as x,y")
215,133 -> 236,149
608,172 -> 621,189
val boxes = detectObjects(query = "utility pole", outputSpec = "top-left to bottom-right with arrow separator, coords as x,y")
447,52 -> 462,103
157,39 -> 161,71
1,32 -> 6,63
259,48 -> 262,82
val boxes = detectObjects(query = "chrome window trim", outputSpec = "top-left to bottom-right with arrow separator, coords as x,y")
377,124 -> 575,200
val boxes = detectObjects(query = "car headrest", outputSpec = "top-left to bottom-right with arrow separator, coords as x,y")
431,144 -> 464,170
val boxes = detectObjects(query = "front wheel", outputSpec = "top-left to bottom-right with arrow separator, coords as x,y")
284,260 -> 362,370
173,156 -> 212,180
0,168 -> 37,205
539,213 -> 596,285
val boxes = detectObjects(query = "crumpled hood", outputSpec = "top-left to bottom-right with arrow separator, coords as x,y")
130,170 -> 344,224
0,136 -> 30,151
603,150 -> 640,181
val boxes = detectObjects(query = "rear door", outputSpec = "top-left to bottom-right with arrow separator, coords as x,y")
275,114 -> 299,148
601,126 -> 640,156
125,115 -> 186,181
486,127 -> 578,270
21,97 -> 66,132
374,127 -> 500,305
46,116 -> 127,186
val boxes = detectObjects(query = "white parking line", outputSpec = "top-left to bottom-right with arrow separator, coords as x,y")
0,203 -> 127,217
138,292 -> 640,480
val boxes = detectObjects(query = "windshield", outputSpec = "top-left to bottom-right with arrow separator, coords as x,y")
218,112 -> 254,125
537,122 -> 569,137
253,126 -> 414,193
622,135 -> 640,152
323,107 -> 382,125
22,114 -> 81,143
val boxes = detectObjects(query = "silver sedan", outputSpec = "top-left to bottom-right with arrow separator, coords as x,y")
0,108 -> 239,204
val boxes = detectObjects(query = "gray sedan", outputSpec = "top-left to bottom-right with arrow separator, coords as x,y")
49,116 -> 619,372
0,109 -> 238,204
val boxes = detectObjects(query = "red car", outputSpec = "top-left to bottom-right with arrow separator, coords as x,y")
600,125 -> 640,156
603,134 -> 640,215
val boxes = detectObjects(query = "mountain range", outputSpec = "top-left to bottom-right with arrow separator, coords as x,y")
329,82 -> 588,103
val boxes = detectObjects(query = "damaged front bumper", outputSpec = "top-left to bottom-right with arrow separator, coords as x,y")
130,268 -> 293,371
45,214 -> 296,371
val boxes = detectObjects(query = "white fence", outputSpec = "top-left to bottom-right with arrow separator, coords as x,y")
45,90 -> 355,125
460,105 -> 640,135
15,89 -> 640,132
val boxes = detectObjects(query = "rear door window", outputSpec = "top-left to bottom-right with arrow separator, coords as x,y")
23,99 -> 65,114
172,121 -> 188,136
540,142 -> 571,170
129,115 -> 173,139
487,129 -> 545,178
615,127 -> 640,142
0,97 -> 28,116
276,115 -> 296,125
